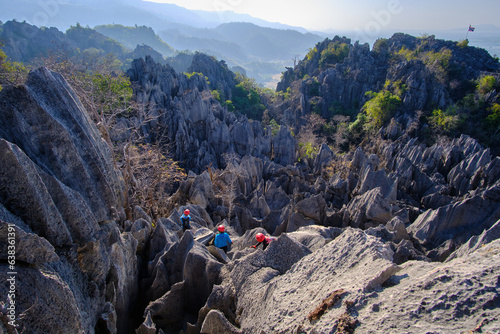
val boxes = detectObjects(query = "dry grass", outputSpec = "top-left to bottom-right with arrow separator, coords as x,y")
307,289 -> 345,321
337,312 -> 358,334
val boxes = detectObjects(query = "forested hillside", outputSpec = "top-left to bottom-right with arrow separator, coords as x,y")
272,34 -> 500,157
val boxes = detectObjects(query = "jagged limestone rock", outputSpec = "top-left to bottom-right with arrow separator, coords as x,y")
0,139 -> 73,247
200,310 -> 243,334
446,219 -> 500,261
0,67 -> 125,221
0,219 -> 59,264
347,187 -> 396,228
144,281 -> 186,325
0,68 -> 135,333
355,239 -> 500,333
409,182 -> 500,247
228,228 -> 398,333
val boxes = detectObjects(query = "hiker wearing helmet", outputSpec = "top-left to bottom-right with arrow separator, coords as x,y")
214,225 -> 232,253
251,232 -> 275,250
180,209 -> 191,231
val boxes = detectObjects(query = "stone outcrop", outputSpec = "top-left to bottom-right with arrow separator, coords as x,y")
188,52 -> 236,102
277,33 -> 499,129
126,56 -> 295,172
0,68 -> 136,334
198,228 -> 500,334
2,33 -> 500,334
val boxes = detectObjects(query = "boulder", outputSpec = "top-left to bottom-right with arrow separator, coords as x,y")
200,310 -> 242,334
148,219 -> 179,261
448,148 -> 491,195
288,225 -> 343,252
0,219 -> 59,264
313,143 -> 334,174
144,281 -> 186,324
272,126 -> 296,166
134,206 -> 152,225
295,194 -> 327,222
264,182 -> 290,211
183,242 -> 224,313
409,183 -> 500,246
208,245 -> 230,264
347,187 -> 396,228
130,218 -> 152,253
392,239 -> 428,265
286,212 -> 316,232
229,233 -> 311,296
385,216 -> 410,243
231,228 -> 398,333
194,227 -> 216,246
446,219 -> 500,261
365,224 -> 397,243
189,171 -> 215,209
356,164 -> 397,203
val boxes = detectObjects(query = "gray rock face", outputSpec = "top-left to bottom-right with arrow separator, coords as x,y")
409,182 -> 500,247
0,219 -> 59,264
0,68 -> 125,220
202,228 -> 397,333
0,68 -> 136,333
188,52 -> 236,102
126,56 -> 295,172
347,187 -> 397,228
199,228 -> 500,334
355,239 -> 500,334
446,219 -> 500,261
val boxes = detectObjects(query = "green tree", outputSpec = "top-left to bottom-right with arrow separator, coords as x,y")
225,100 -> 235,112
361,90 -> 401,131
231,74 -> 266,120
456,39 -> 469,48
477,75 -> 497,95
319,41 -> 350,68
0,44 -> 28,90
269,119 -> 280,136
428,107 -> 461,135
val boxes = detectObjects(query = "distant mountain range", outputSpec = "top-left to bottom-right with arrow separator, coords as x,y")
1,0 -> 498,87
0,0 -> 326,86
0,0 -> 308,32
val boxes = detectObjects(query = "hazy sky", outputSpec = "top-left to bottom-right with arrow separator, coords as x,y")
146,0 -> 500,32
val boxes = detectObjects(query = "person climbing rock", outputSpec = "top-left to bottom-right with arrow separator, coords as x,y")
214,225 -> 233,253
251,232 -> 276,250
180,209 -> 191,231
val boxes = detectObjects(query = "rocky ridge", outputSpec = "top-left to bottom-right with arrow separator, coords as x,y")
125,56 -> 295,171
0,49 -> 499,334
0,68 -> 136,333
277,33 -> 500,132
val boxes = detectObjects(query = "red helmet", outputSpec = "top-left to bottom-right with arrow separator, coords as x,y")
184,209 -> 190,215
217,225 -> 225,232
256,233 -> 265,242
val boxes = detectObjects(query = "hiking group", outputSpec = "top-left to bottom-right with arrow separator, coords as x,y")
180,209 -> 275,255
